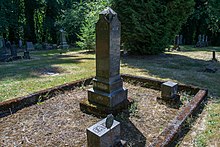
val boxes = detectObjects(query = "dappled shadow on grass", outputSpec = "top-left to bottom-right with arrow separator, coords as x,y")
0,51 -> 95,81
122,53 -> 220,96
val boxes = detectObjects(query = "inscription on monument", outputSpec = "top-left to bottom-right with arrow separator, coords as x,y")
93,123 -> 106,134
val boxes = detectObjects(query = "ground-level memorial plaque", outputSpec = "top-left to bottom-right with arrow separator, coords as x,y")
80,7 -> 129,116
87,115 -> 120,147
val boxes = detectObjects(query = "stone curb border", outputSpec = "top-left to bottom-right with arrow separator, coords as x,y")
0,77 -> 93,118
150,89 -> 207,147
0,74 -> 208,146
121,74 -> 201,95
121,74 -> 208,147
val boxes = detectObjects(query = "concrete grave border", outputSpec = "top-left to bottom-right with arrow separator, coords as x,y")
122,74 -> 208,147
0,77 -> 93,118
0,74 -> 208,146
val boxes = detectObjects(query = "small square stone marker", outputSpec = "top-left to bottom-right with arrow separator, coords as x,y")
161,81 -> 178,100
87,117 -> 120,147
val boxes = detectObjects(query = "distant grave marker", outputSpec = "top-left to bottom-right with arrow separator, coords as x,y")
173,35 -> 180,50
59,29 -> 69,49
19,39 -> 22,49
196,34 -> 208,47
179,34 -> 183,45
11,42 -> 17,57
24,42 -> 32,59
26,42 -> 34,50
0,36 -> 9,61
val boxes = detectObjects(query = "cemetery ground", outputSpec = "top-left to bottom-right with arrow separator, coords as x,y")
0,46 -> 220,146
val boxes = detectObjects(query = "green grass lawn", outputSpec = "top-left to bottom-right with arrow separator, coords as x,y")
0,49 -> 96,102
0,46 -> 219,145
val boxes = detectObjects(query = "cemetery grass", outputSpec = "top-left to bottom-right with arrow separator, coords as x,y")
0,46 -> 220,145
0,48 -> 96,102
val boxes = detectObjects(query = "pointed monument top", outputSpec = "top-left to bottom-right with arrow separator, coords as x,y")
100,7 -> 116,15
99,7 -> 117,22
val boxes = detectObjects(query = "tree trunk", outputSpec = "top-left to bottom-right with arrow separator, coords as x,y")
24,0 -> 36,43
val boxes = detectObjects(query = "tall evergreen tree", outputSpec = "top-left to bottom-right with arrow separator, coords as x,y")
181,0 -> 220,45
24,0 -> 37,42
112,0 -> 194,54
42,0 -> 61,43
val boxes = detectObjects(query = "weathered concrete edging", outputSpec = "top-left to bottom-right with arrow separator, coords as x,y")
150,89 -> 208,147
0,77 -> 93,118
121,74 -> 208,147
121,74 -> 201,95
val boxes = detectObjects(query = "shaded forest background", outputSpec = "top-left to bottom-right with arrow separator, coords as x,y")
0,0 -> 219,54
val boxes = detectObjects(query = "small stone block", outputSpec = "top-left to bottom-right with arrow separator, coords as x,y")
23,51 -> 30,59
161,81 -> 178,99
87,118 -> 120,147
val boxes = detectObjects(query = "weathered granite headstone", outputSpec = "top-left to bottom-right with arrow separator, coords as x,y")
89,7 -> 127,107
173,35 -> 180,50
202,34 -> 205,43
23,42 -> 32,59
179,35 -> 183,45
11,42 -> 17,57
26,42 -> 34,50
0,37 -> 7,61
176,35 -> 180,45
196,34 -> 202,47
59,29 -> 69,49
23,51 -> 30,59
0,36 -> 3,48
87,116 -> 120,147
205,35 -> 208,46
19,39 -> 22,49
198,34 -> 201,43
80,7 -> 128,116
161,81 -> 178,100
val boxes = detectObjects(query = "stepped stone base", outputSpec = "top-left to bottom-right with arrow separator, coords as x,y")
80,98 -> 132,117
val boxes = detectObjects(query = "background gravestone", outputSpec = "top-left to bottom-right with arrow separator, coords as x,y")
80,7 -> 128,116
196,34 -> 202,47
179,35 -> 183,45
23,42 -> 32,59
18,39 -> 22,49
11,42 -> 17,57
59,29 -> 69,49
0,36 -> 9,61
198,34 -> 202,43
205,35 -> 208,46
26,42 -> 34,50
173,35 -> 180,50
